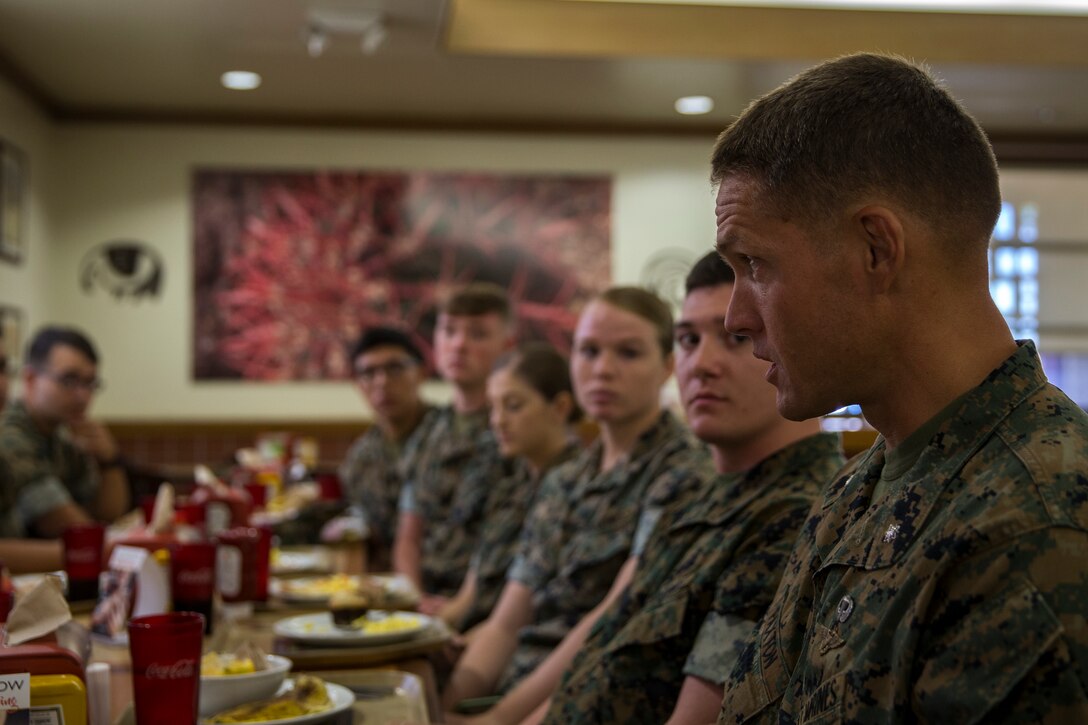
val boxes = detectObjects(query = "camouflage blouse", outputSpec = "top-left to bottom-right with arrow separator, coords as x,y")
337,405 -> 436,570
398,405 -> 504,596
501,411 -> 715,691
720,342 -> 1088,723
0,400 -> 98,537
459,441 -> 582,632
545,433 -> 843,724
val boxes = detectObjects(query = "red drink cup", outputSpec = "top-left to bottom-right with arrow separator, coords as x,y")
0,588 -> 13,624
63,523 -> 105,601
243,482 -> 268,509
128,612 -> 204,724
252,526 -> 273,602
139,495 -> 157,524
215,527 -> 259,603
171,542 -> 217,634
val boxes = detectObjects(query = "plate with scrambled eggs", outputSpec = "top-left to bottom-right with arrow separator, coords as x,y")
272,611 -> 431,647
269,573 -> 419,608
203,675 -> 354,724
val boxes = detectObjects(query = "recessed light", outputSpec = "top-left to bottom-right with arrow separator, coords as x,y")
675,96 -> 714,115
221,71 -> 262,91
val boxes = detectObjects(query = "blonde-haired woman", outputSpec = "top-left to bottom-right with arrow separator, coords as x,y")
443,287 -> 715,722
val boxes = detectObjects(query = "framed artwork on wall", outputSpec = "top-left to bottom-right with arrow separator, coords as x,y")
192,168 -> 612,381
0,138 -> 28,265
0,305 -> 25,361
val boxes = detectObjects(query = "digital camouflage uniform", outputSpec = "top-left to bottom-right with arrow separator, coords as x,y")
460,441 -> 581,632
338,406 -> 436,571
398,405 -> 504,597
720,342 -> 1088,724
544,433 -> 844,725
503,412 -> 715,692
0,400 -> 98,537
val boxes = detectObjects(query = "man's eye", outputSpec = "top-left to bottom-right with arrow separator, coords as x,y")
725,333 -> 750,349
676,332 -> 700,350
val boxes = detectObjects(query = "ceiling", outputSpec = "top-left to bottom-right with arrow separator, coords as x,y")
1,0 -> 1088,147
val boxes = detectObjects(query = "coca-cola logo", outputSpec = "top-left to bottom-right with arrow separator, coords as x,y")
144,659 -> 196,679
176,568 -> 213,586
67,548 -> 99,564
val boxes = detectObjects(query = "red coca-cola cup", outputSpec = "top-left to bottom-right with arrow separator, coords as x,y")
0,588 -> 13,624
243,482 -> 268,509
128,612 -> 204,724
62,523 -> 105,601
215,527 -> 260,603
171,542 -> 217,634
252,526 -> 273,602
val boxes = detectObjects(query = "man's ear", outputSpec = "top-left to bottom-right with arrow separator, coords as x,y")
855,205 -> 905,293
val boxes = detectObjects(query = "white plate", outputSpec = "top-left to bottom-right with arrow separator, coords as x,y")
272,611 -> 431,647
270,549 -> 332,576
270,574 -> 418,607
202,679 -> 354,725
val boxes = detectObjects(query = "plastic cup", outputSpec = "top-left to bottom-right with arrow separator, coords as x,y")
253,525 -> 272,603
171,542 -> 217,634
62,523 -> 105,601
128,612 -> 204,724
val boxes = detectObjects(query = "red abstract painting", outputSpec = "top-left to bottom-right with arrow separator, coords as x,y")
193,169 -> 612,380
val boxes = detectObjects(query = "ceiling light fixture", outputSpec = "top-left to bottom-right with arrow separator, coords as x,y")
221,71 -> 262,91
675,95 -> 715,115
306,25 -> 329,58
601,0 -> 1088,16
304,9 -> 389,57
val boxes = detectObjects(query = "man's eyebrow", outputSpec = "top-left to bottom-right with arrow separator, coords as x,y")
674,320 -> 695,331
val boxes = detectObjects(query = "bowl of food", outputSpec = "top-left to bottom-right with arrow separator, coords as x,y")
199,650 -> 291,718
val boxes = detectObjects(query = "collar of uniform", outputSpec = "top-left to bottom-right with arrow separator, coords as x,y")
671,432 -> 840,531
434,405 -> 492,460
579,411 -> 687,495
817,340 -> 1047,571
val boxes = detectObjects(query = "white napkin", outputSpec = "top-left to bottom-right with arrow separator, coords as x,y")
3,574 -> 72,646
148,482 -> 175,534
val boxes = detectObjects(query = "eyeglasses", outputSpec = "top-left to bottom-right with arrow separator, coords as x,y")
354,359 -> 415,383
39,370 -> 105,393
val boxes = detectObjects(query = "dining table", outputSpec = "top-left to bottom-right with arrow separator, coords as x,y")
77,549 -> 450,724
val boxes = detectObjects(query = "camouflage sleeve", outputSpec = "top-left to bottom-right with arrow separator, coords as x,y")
506,467 -> 569,589
337,437 -> 367,503
16,476 -> 75,529
913,526 -> 1088,722
684,613 -> 758,685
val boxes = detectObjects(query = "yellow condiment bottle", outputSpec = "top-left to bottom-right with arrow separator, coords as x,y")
30,673 -> 87,725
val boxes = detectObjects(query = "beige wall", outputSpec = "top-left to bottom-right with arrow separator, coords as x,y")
47,124 -> 718,422
0,75 -> 55,343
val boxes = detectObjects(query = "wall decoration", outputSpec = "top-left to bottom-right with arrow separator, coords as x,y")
80,241 -> 164,300
193,169 -> 612,381
0,139 -> 27,265
640,247 -> 702,313
0,305 -> 25,361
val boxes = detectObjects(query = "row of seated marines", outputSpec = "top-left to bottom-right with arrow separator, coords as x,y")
3,53 -> 1088,724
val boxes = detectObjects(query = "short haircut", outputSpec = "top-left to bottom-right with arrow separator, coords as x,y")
26,326 -> 99,368
440,282 -> 513,324
496,342 -> 583,423
686,250 -> 736,294
597,286 -> 674,357
711,53 -> 1001,254
350,326 -> 425,364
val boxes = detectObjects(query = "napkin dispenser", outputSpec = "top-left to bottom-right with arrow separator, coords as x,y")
0,644 -> 87,725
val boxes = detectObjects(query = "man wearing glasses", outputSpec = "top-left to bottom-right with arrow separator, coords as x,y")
0,326 -> 130,547
328,326 -> 436,571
